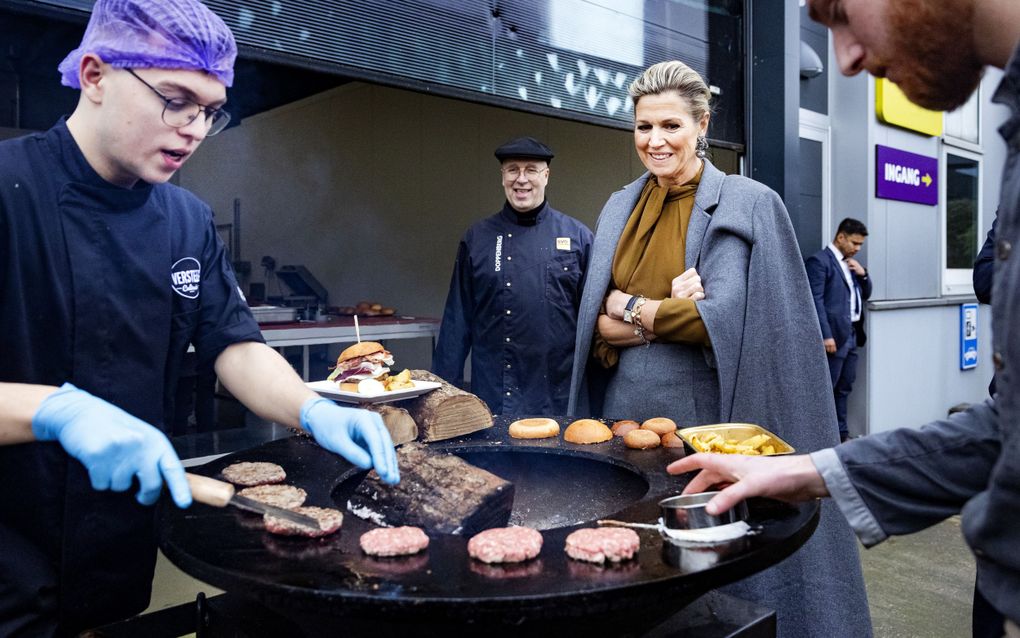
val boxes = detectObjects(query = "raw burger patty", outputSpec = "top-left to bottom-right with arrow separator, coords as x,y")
264,506 -> 343,537
360,526 -> 430,557
221,462 -> 286,487
467,527 -> 543,564
237,484 -> 307,509
564,528 -> 640,563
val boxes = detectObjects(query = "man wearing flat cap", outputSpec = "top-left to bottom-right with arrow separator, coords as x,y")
434,137 -> 593,414
0,0 -> 397,632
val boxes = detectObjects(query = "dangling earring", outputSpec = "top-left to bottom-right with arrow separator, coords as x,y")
695,135 -> 708,159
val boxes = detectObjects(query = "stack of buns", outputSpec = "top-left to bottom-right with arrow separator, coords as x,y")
609,417 -> 680,450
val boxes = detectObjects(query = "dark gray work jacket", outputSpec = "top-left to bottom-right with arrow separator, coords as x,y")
814,43 -> 1020,625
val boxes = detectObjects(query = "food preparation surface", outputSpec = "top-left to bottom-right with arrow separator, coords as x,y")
158,416 -> 818,633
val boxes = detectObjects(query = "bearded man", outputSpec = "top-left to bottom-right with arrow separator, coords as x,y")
670,1 -> 1020,635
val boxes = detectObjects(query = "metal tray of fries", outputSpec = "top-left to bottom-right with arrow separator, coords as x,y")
677,423 -> 795,456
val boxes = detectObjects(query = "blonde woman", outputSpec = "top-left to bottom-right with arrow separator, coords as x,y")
568,60 -> 871,638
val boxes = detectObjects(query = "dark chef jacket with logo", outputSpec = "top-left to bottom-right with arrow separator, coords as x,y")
0,120 -> 263,635
433,202 -> 593,414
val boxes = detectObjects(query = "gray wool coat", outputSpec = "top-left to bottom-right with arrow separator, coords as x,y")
568,160 -> 873,638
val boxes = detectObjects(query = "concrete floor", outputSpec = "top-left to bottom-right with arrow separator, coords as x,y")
148,516 -> 978,637
860,515 -> 976,638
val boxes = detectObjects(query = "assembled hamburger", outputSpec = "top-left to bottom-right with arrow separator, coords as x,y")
327,341 -> 394,392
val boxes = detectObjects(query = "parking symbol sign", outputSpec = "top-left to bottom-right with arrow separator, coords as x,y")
960,303 -> 978,370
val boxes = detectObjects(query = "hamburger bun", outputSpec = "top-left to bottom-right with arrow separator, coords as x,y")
624,429 -> 661,449
339,341 -> 385,362
340,382 -> 360,392
660,431 -> 685,448
641,417 -> 678,436
509,418 -> 560,439
611,420 -> 640,437
563,419 -> 613,444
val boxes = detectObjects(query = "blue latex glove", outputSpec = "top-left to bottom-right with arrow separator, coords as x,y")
300,397 -> 400,484
32,383 -> 192,508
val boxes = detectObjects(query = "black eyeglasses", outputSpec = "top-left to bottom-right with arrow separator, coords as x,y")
126,68 -> 231,136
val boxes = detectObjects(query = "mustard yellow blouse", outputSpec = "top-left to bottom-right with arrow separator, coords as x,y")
593,167 -> 710,368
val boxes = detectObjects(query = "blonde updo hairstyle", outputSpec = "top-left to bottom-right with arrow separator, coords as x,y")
629,60 -> 713,123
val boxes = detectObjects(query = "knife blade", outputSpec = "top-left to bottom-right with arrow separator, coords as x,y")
186,472 -> 321,529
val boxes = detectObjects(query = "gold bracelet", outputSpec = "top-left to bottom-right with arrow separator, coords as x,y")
631,296 -> 649,345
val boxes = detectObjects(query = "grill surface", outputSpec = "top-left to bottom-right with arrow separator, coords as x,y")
158,416 -> 818,635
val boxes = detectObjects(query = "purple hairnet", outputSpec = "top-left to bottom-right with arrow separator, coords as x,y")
58,0 -> 237,88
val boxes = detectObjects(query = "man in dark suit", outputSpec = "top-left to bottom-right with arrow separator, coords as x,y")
805,218 -> 872,442
974,214 -> 997,305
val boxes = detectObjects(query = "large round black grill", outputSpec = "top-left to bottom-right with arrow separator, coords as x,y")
159,417 -> 817,636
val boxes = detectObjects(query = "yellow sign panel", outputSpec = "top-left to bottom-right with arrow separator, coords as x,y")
875,78 -> 943,137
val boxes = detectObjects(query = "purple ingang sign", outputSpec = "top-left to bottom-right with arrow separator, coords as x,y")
875,145 -> 938,206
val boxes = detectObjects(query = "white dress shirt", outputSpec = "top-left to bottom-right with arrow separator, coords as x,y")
827,243 -> 862,322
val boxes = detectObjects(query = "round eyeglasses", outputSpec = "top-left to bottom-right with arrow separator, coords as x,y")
126,68 -> 232,136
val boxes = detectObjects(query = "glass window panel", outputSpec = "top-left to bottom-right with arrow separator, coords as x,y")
946,154 -> 979,269
944,87 -> 980,144
550,0 -> 644,67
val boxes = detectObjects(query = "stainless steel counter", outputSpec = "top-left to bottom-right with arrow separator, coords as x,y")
260,315 -> 440,379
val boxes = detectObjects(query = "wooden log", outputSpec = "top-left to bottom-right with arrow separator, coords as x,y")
402,370 -> 493,441
346,443 -> 514,535
365,404 -> 418,446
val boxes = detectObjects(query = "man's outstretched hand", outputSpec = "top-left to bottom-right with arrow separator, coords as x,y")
666,453 -> 830,515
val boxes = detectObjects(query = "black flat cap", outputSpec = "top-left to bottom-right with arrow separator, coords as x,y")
494,136 -> 554,163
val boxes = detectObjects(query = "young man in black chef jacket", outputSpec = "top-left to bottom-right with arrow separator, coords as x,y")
0,0 -> 397,633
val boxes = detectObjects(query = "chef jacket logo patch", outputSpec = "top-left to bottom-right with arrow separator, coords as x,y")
556,237 -> 571,251
494,235 -> 503,272
171,257 -> 201,299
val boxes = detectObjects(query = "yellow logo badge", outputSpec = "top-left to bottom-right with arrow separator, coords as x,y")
556,238 -> 571,251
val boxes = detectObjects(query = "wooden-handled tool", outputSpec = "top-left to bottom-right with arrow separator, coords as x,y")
186,473 -> 320,528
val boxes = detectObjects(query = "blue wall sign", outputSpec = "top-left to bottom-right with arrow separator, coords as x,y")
960,303 -> 978,370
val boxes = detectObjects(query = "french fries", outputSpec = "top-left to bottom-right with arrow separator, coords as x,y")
382,369 -> 414,392
688,431 -> 778,456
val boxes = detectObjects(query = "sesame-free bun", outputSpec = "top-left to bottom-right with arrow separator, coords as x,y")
611,420 -> 640,437
661,431 -> 685,448
564,419 -> 613,444
509,417 -> 560,439
624,429 -> 661,449
339,341 -> 384,362
641,417 -> 678,436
